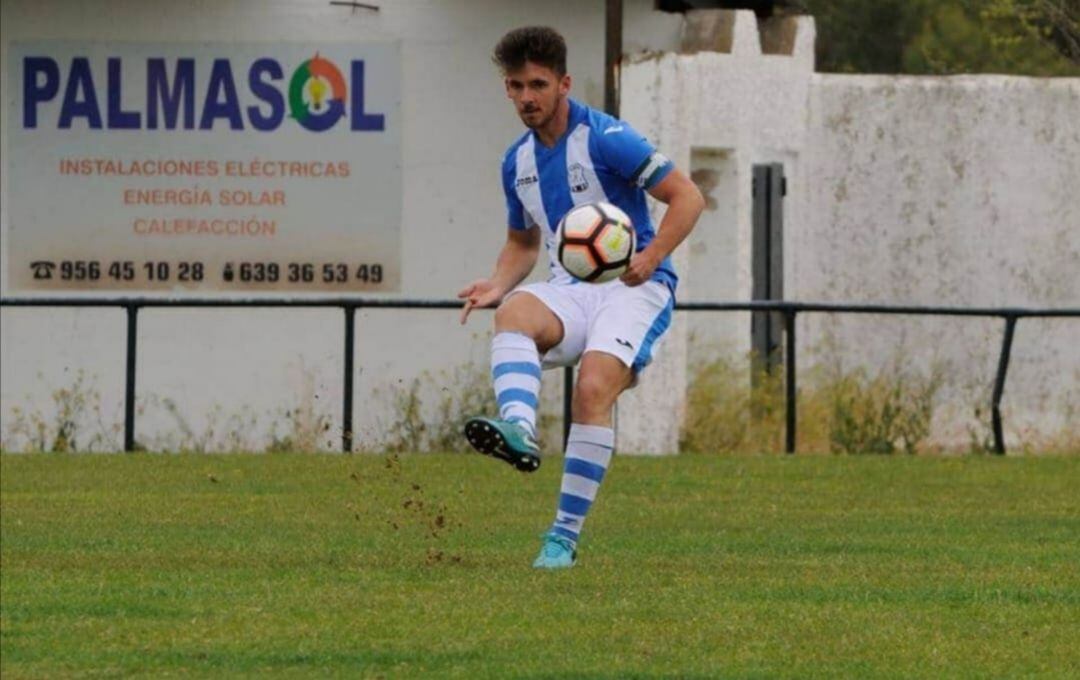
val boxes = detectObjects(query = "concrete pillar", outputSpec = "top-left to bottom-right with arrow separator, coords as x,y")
616,10 -> 816,454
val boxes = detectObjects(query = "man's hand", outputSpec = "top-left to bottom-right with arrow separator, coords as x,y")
458,279 -> 507,324
619,247 -> 662,287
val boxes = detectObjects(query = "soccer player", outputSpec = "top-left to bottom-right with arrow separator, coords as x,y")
458,27 -> 705,569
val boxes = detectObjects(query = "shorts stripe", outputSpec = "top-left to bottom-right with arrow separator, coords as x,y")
631,294 -> 674,373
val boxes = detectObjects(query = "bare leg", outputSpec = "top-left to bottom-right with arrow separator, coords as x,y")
571,351 -> 633,427
494,291 -> 564,353
544,350 -> 632,548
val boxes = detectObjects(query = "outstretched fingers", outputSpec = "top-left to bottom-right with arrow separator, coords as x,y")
460,298 -> 476,324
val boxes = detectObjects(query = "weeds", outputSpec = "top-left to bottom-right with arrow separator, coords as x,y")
683,353 -> 826,453
2,370 -> 120,452
266,406 -> 334,453
377,361 -> 561,454
682,352 -> 944,454
2,368 -> 333,453
827,365 -> 943,454
140,395 -> 262,453
967,405 -> 998,454
382,363 -> 500,453
4,357 -> 1071,455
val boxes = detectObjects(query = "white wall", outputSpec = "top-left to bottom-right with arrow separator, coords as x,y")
623,10 -> 1079,449
0,0 -> 686,452
797,75 -> 1080,445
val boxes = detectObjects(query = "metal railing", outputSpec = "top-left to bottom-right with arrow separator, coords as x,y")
2,297 -> 1077,454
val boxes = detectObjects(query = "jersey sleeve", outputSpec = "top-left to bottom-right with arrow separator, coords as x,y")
594,121 -> 674,191
501,154 -> 529,230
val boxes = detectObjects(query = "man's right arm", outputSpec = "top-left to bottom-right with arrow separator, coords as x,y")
458,226 -> 540,324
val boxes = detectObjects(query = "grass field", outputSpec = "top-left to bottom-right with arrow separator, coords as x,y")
1,452 -> 1078,678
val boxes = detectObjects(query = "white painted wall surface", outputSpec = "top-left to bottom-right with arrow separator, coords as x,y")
622,11 -> 1078,449
798,75 -> 1080,446
0,0 -> 687,453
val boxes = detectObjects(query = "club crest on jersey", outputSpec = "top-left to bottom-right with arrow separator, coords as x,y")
568,163 -> 589,193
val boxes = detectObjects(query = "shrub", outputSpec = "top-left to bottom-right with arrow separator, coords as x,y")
682,353 -> 943,454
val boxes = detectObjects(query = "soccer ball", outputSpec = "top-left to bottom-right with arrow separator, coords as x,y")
556,202 -> 636,283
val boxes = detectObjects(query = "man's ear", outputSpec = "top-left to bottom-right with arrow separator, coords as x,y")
560,73 -> 572,96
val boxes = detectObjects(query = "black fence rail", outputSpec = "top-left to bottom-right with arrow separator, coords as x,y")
2,297 -> 1077,454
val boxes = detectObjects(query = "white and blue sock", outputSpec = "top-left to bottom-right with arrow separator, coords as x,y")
491,332 -> 541,437
550,423 -> 614,545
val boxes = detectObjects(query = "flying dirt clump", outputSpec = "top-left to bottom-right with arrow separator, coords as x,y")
350,453 -> 465,564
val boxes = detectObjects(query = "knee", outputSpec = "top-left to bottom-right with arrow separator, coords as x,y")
495,296 -> 544,338
494,301 -> 522,333
574,371 -> 615,412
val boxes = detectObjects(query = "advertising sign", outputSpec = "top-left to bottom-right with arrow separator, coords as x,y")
7,42 -> 401,292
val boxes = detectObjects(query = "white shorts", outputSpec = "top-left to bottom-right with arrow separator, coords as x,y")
506,279 -> 675,375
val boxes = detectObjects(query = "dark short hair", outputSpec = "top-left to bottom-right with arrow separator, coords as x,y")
492,26 -> 567,76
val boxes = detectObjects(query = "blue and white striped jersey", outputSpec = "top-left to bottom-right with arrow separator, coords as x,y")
501,98 -> 677,290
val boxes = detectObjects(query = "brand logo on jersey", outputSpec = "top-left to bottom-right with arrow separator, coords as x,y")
515,174 -> 538,188
568,163 -> 589,193
21,53 -> 386,132
615,338 -> 634,349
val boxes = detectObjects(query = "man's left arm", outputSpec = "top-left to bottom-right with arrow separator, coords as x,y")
620,169 -> 705,286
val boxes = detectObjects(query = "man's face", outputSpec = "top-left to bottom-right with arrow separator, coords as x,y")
504,61 -> 571,129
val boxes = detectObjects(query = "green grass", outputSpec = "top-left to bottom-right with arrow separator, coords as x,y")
2,453 -> 1078,678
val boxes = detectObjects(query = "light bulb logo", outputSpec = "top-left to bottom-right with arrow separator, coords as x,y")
288,53 -> 348,131
308,76 -> 328,111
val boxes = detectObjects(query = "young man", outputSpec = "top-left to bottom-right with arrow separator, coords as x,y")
458,27 -> 704,569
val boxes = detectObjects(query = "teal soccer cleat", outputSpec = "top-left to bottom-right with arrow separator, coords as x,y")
463,417 -> 541,472
532,532 -> 577,569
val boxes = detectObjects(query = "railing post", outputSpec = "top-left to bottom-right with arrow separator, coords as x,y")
784,308 -> 797,454
991,315 -> 1018,455
342,305 -> 356,453
562,365 -> 574,449
124,304 -> 139,452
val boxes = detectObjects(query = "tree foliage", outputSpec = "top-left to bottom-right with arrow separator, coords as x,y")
793,0 -> 1080,75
